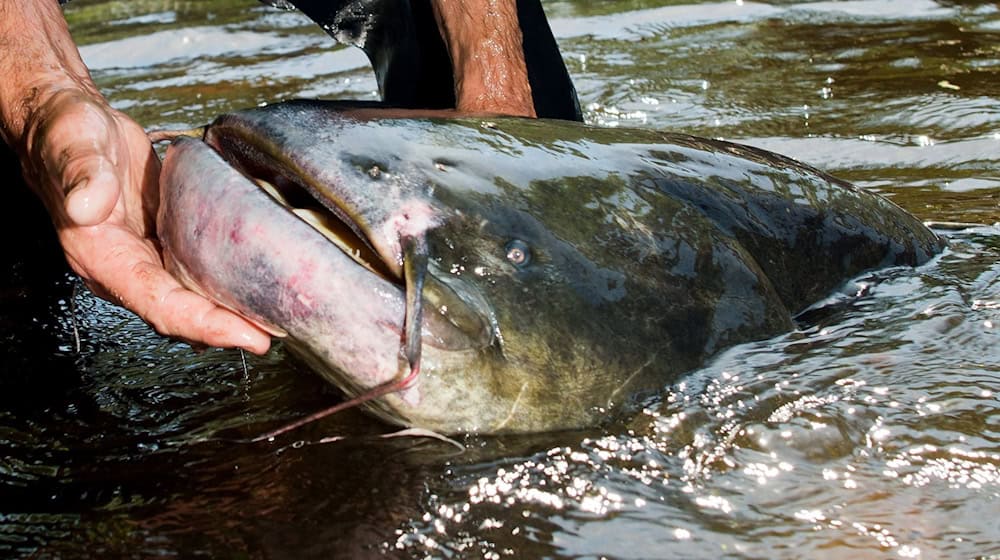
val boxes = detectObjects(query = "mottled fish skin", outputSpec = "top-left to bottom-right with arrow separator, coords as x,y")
158,101 -> 943,434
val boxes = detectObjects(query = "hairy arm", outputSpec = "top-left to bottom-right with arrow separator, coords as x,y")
430,0 -> 536,117
0,0 -> 271,354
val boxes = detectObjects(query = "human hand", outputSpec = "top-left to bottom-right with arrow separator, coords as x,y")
16,88 -> 272,354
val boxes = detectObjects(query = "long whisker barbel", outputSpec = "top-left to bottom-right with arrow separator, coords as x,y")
251,234 -> 429,443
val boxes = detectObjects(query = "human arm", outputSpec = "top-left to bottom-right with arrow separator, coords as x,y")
0,0 -> 272,354
430,0 -> 537,117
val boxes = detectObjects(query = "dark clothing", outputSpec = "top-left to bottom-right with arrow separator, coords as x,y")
264,0 -> 581,120
59,0 -> 581,120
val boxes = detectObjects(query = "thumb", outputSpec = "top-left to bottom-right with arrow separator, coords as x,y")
26,91 -> 123,227
57,144 -> 121,227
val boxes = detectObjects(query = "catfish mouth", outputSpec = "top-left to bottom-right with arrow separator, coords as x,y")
200,122 -> 496,355
248,168 -> 398,286
204,133 -> 400,286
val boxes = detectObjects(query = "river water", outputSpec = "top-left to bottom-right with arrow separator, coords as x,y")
1,1 -> 998,558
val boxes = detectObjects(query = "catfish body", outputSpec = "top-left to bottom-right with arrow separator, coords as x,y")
158,101 -> 942,433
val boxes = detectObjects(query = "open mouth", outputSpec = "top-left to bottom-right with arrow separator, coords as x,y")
204,128 -> 401,286
204,121 -> 444,387
195,115 -> 494,357
253,174 -> 399,284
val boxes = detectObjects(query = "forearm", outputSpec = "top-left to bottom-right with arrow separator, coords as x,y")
430,0 -> 535,116
0,0 -> 101,150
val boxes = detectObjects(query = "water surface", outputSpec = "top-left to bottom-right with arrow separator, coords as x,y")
1,1 -> 998,558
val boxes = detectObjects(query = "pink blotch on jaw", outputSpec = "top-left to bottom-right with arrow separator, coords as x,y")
228,217 -> 245,244
285,257 -> 320,319
287,257 -> 317,289
380,199 -> 441,262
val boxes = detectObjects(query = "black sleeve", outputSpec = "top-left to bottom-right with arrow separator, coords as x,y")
58,0 -> 581,120
282,0 -> 581,120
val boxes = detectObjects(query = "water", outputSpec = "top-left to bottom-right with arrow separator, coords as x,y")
2,1 -> 998,557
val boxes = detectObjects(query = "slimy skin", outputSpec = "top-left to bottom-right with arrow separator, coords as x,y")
158,101 -> 943,434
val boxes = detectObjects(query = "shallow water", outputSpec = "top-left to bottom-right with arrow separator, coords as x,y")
2,1 -> 998,558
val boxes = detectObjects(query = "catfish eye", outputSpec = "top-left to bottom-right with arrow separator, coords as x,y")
505,239 -> 531,267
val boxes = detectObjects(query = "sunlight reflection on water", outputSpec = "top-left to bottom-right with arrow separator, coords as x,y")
0,1 -> 997,558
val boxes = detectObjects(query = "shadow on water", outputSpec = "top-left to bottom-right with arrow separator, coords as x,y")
0,148 -> 77,399
1,0 -> 999,558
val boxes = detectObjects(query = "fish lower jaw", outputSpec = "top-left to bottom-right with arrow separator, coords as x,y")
284,335 -> 422,404
161,247 -> 287,338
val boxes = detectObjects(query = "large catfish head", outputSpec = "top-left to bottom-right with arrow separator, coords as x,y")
158,101 -> 940,434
